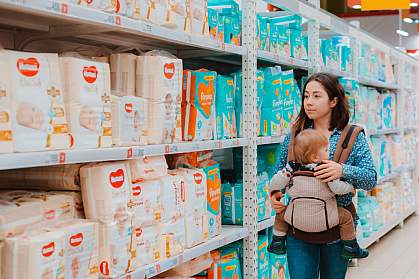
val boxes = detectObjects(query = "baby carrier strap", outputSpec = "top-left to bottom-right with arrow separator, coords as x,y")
292,170 -> 315,177
333,124 -> 365,164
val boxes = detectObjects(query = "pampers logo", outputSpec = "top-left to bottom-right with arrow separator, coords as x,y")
83,66 -> 98,83
17,57 -> 40,77
41,242 -> 55,258
109,169 -> 125,188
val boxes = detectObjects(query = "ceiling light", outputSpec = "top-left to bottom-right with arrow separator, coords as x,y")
403,17 -> 414,23
352,4 -> 362,9
396,29 -> 409,36
410,3 -> 418,7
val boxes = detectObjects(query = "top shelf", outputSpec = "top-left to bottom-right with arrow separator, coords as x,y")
358,78 -> 399,90
0,0 -> 245,56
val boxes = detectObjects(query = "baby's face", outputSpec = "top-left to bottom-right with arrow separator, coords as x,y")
315,144 -> 329,162
16,102 -> 44,130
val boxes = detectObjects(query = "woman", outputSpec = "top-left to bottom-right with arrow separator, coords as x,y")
270,73 -> 377,279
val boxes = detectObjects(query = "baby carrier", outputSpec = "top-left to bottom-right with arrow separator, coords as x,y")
285,124 -> 364,243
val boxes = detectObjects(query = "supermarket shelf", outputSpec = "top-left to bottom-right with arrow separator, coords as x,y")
258,50 -> 310,70
122,226 -> 249,279
358,78 -> 399,90
0,0 -> 245,56
0,138 -> 248,170
377,172 -> 401,184
369,128 -> 401,136
257,135 -> 286,145
404,127 -> 417,134
258,217 -> 275,231
359,207 -> 416,249
321,67 -> 353,79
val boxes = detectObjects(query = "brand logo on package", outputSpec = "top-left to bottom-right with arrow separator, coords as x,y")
194,172 -> 203,184
42,242 -> 55,257
135,227 -> 143,237
44,210 -> 56,220
164,63 -> 175,79
125,103 -> 133,113
132,184 -> 142,196
109,168 -> 125,188
83,66 -> 98,83
100,261 -> 110,276
17,57 -> 40,77
69,233 -> 84,247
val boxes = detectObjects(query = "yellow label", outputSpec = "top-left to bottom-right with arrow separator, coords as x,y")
361,0 -> 409,10
0,130 -> 13,141
204,75 -> 215,81
208,168 -> 218,176
284,79 -> 292,85
53,124 -> 69,134
272,79 -> 281,85
227,80 -> 234,85
103,127 -> 112,136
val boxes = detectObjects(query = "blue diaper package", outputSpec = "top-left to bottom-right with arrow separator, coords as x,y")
222,182 -> 243,225
216,75 -> 237,139
258,233 -> 270,279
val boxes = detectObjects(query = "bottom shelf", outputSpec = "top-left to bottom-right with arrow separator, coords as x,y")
359,207 -> 416,249
123,226 -> 248,279
258,217 -> 275,231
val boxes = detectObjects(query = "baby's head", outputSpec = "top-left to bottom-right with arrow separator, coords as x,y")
293,129 -> 329,164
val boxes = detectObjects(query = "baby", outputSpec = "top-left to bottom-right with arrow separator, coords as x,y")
268,129 -> 368,259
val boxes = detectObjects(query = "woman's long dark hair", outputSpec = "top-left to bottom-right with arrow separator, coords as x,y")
294,73 -> 350,133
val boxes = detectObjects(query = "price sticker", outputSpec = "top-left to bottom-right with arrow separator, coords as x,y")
127,148 -> 133,159
165,145 -> 170,154
60,3 -> 68,14
115,15 -> 121,26
58,152 -> 66,164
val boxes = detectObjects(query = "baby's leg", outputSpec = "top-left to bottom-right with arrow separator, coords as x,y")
338,207 -> 355,241
274,211 -> 288,236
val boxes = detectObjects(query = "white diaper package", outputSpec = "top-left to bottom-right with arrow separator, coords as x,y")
129,155 -> 168,181
0,190 -> 75,223
98,218 -> 134,278
51,191 -> 85,219
0,50 -> 72,153
160,0 -> 190,32
111,95 -> 147,146
128,178 -> 162,226
136,0 -> 160,23
0,164 -> 82,191
136,53 -> 182,144
132,223 -> 161,267
160,173 -> 185,222
160,216 -> 185,259
53,220 -> 99,279
80,162 -> 130,222
0,198 -> 43,239
60,56 -> 112,149
191,0 -> 209,36
174,168 -> 208,248
3,229 -> 65,279
110,53 -> 136,97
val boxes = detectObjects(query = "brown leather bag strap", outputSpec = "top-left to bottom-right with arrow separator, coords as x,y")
333,124 -> 364,163
287,124 -> 297,162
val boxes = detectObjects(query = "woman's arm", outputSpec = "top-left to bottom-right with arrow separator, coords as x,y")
341,132 -> 377,191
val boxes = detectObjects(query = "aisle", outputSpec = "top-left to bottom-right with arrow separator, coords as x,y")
347,210 -> 419,279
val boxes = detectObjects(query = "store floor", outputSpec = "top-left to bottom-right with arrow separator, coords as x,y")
347,211 -> 419,279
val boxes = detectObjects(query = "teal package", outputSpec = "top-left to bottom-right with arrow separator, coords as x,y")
257,172 -> 270,222
257,70 -> 265,136
302,35 -> 308,60
232,71 -> 243,137
258,234 -> 270,279
293,79 -> 302,121
355,86 -> 368,125
320,39 -> 331,67
221,240 -> 243,262
281,70 -> 295,133
269,253 -> 290,279
268,22 -> 279,53
262,66 -> 283,109
219,256 -> 242,279
260,103 -> 282,136
289,29 -> 303,59
340,45 -> 352,73
216,75 -> 237,139
268,13 -> 302,30
339,77 -> 358,123
257,15 -> 269,51
276,25 -> 290,57
221,182 -> 243,225
258,144 -> 281,177
223,14 -> 241,45
208,8 -> 219,40
208,0 -> 240,15
382,93 -> 395,129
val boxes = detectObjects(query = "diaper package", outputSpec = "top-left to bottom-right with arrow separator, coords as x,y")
0,163 -> 82,191
111,95 -> 147,146
215,75 -> 237,139
80,162 -> 130,222
129,155 -> 168,181
269,253 -> 290,279
160,215 -> 186,258
52,191 -> 85,219
233,71 -> 243,137
381,93 -> 396,129
128,178 -> 162,226
98,219 -> 133,278
339,77 -> 358,124
0,190 -> 75,224
0,50 -> 72,153
281,70 -> 296,133
3,229 -> 65,279
258,234 -> 269,279
221,182 -> 243,225
208,8 -> 219,40
110,53 -> 136,97
60,56 -> 112,149
257,172 -> 270,222
261,67 -> 283,136
182,69 -> 217,141
160,173 -> 185,222
0,197 -> 43,239
257,15 -> 269,51
199,161 -> 222,238
160,0 -> 190,32
276,25 -> 290,57
191,0 -> 209,36
53,220 -> 99,279
175,168 -> 208,248
132,222 -> 161,267
268,22 -> 278,53
136,53 -> 182,144
208,250 -> 242,279
366,88 -> 381,130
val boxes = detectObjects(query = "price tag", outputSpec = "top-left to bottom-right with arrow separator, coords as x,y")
165,145 -> 170,154
155,263 -> 161,273
134,148 -> 145,158
60,3 -> 68,14
221,43 -> 226,50
141,23 -> 152,33
58,152 -> 66,164
192,143 -> 200,150
115,16 -> 121,26
127,148 -> 133,159
236,139 -> 240,146
217,141 -> 223,149
106,15 -> 114,24
45,153 -> 59,164
185,34 -> 192,43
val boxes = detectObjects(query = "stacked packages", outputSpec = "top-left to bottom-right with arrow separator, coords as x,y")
320,36 -> 352,74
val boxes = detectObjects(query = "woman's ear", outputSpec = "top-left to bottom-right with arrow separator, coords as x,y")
330,97 -> 338,108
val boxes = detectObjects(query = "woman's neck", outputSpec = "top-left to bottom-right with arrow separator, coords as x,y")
313,115 -> 331,132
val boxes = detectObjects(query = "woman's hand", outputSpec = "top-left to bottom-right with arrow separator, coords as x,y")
270,192 -> 286,214
314,160 -> 343,182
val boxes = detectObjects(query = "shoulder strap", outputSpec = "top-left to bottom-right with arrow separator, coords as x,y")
333,124 -> 364,164
287,124 -> 297,162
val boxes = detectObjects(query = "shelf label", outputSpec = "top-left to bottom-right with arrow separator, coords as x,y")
127,148 -> 133,159
61,3 -> 68,14
165,145 -> 170,153
185,34 -> 192,43
45,153 -> 59,164
221,43 -> 226,50
58,152 -> 66,164
115,16 -> 121,26
133,148 -> 145,158
141,23 -> 153,33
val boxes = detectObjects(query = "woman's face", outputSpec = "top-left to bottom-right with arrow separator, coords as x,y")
303,81 -> 337,121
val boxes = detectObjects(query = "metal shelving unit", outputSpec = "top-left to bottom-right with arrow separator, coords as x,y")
0,0 -> 417,278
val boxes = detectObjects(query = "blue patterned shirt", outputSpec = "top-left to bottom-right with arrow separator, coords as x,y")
276,128 -> 377,207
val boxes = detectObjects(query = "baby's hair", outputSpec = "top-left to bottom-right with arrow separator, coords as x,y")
293,129 -> 328,164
